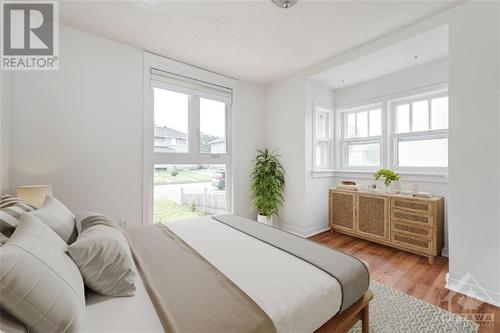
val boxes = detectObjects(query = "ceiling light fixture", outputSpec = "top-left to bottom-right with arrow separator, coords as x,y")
272,0 -> 298,9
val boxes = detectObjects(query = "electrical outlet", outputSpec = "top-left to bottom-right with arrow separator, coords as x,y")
120,220 -> 128,230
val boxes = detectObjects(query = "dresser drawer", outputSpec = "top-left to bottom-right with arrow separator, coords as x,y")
391,220 -> 432,239
391,198 -> 433,215
391,232 -> 433,254
391,209 -> 432,226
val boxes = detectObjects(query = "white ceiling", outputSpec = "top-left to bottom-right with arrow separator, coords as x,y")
311,25 -> 449,90
59,0 -> 459,85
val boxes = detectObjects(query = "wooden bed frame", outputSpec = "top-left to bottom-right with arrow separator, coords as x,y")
316,290 -> 373,333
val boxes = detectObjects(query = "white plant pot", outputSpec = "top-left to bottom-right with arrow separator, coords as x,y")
257,214 -> 273,226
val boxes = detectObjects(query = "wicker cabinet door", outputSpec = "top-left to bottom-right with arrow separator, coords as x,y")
329,191 -> 355,232
356,194 -> 389,241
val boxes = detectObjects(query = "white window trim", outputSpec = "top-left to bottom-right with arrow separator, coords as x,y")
336,103 -> 383,171
143,52 -> 237,225
332,83 -> 449,177
312,104 -> 334,172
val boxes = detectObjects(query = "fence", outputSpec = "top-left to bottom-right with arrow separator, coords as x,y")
180,188 -> 226,215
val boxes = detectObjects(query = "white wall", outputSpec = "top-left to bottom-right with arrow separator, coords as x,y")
13,26 -> 144,224
266,76 -> 307,233
304,81 -> 334,236
332,58 -> 450,253
12,26 -> 267,226
447,1 -> 500,305
0,71 -> 15,194
233,81 -> 267,219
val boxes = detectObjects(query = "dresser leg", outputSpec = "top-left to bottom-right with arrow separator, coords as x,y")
428,256 -> 436,265
330,228 -> 334,236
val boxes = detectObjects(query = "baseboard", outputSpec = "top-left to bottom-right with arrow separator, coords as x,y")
441,247 -> 449,257
446,273 -> 500,307
274,221 -> 330,238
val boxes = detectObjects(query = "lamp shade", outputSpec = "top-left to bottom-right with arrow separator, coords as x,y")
17,185 -> 53,208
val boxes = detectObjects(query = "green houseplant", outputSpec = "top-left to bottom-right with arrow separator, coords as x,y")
250,149 -> 286,225
373,168 -> 400,191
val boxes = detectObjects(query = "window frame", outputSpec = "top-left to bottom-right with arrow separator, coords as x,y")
312,104 -> 334,171
143,52 -> 236,225
337,103 -> 383,171
389,89 -> 449,173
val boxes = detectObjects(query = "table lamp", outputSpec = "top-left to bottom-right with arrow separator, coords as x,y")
17,185 -> 53,208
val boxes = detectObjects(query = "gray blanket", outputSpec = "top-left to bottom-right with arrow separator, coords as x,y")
213,214 -> 370,313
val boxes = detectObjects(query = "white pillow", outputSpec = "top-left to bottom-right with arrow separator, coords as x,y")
0,213 -> 86,333
31,196 -> 77,244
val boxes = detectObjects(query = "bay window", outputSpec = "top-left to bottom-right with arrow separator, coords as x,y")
335,87 -> 448,174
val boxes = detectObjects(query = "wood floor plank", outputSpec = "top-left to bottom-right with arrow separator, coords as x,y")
310,232 -> 500,332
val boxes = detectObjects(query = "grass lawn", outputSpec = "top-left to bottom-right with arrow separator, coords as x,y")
154,169 -> 213,185
153,198 -> 202,223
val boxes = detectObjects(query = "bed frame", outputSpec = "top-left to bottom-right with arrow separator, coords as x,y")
316,290 -> 373,333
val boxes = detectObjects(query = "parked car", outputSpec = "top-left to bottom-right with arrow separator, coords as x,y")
212,170 -> 225,190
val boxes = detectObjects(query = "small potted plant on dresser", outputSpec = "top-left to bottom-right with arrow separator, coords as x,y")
373,168 -> 401,193
250,149 -> 285,225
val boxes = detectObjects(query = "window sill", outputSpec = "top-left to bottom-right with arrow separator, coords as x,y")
333,170 -> 448,184
311,169 -> 336,178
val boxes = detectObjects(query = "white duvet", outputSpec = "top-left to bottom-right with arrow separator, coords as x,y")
168,216 -> 342,333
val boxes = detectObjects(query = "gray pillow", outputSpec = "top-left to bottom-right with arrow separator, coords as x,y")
67,214 -> 136,297
74,211 -> 119,234
31,196 -> 77,244
0,214 -> 86,333
0,198 -> 36,245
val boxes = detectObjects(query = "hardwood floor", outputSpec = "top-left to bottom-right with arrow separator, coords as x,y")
310,231 -> 500,333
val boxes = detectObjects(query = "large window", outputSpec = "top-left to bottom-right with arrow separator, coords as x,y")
340,105 -> 382,169
335,87 -> 448,173
147,66 -> 233,223
391,92 -> 448,171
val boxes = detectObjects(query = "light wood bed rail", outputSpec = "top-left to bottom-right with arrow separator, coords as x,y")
316,289 -> 373,333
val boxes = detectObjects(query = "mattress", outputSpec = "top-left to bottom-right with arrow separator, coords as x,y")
85,267 -> 163,333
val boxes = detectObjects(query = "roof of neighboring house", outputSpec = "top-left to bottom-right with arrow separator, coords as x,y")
154,126 -> 187,138
208,139 -> 225,145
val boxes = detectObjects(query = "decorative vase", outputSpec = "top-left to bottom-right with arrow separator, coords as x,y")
390,181 -> 402,193
257,214 -> 273,225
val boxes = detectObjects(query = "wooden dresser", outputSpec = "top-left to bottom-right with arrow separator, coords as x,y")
329,188 -> 444,264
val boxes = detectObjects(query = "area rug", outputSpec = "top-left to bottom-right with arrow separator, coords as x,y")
348,280 -> 479,333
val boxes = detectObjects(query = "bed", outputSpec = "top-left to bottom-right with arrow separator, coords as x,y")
123,214 -> 372,333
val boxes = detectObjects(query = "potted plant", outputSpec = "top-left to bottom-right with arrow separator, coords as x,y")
250,149 -> 286,225
373,168 -> 401,192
